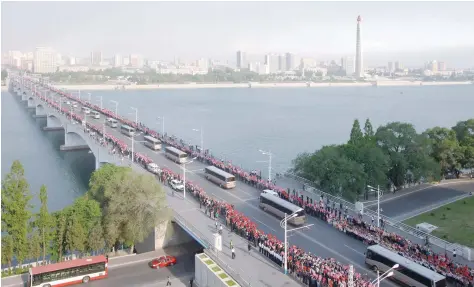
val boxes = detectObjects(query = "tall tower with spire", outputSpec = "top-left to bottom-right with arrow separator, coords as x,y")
355,15 -> 363,79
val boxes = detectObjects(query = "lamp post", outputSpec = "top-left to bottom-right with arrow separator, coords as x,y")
181,157 -> 197,199
192,127 -> 203,153
280,213 -> 313,274
131,107 -> 138,126
96,96 -> 103,110
157,116 -> 165,136
370,263 -> 398,287
110,100 -> 119,115
367,185 -> 381,227
259,149 -> 273,182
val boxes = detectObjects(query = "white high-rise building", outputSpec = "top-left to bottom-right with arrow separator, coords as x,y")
33,47 -> 57,74
355,15 -> 363,78
114,54 -> 122,67
91,51 -> 102,66
343,56 -> 355,75
236,51 -> 246,69
123,56 -> 130,66
197,58 -> 209,72
285,53 -> 296,71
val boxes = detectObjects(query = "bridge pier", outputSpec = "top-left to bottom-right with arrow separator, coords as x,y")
59,144 -> 90,151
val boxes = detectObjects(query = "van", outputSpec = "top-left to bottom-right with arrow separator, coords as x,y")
91,111 -> 100,119
81,107 -> 91,114
262,189 -> 279,197
147,163 -> 160,174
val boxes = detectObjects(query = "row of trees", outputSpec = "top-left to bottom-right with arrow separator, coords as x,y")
292,119 -> 474,201
1,161 -> 169,276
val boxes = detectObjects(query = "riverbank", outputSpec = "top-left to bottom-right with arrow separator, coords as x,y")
54,80 -> 473,91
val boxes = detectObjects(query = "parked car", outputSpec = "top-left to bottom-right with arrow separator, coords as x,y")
148,255 -> 177,269
170,179 -> 184,191
147,163 -> 161,174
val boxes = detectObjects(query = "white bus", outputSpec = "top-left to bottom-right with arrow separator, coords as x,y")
120,125 -> 135,137
91,111 -> 100,119
204,166 -> 236,189
365,245 -> 446,287
81,107 -> 91,114
107,118 -> 118,128
259,193 -> 306,226
144,135 -> 162,151
164,146 -> 188,164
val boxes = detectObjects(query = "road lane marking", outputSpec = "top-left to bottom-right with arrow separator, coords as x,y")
345,244 -> 365,256
254,218 -> 277,233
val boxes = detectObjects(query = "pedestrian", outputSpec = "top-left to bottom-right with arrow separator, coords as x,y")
189,278 -> 194,287
215,220 -> 218,231
248,241 -> 251,254
371,216 -> 374,225
232,247 -> 235,259
219,224 -> 223,235
166,276 -> 171,286
453,249 -> 457,258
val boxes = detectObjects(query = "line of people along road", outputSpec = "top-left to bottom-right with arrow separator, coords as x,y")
23,79 -> 474,286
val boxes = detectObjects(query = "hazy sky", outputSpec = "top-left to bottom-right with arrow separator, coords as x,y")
2,1 -> 474,65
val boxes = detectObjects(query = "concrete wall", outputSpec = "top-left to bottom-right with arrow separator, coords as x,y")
135,220 -> 197,254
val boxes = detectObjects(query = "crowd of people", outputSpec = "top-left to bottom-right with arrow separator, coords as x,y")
30,80 -> 474,287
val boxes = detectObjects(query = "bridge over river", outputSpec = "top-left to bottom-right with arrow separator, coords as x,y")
7,76 -> 473,287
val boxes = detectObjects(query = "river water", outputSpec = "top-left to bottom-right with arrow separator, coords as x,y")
2,84 -> 474,211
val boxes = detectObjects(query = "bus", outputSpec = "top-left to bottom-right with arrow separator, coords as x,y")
365,245 -> 446,287
120,125 -> 135,137
91,111 -> 100,119
164,146 -> 188,163
259,193 -> 306,226
28,255 -> 108,287
144,135 -> 162,151
204,166 -> 237,189
106,118 -> 118,128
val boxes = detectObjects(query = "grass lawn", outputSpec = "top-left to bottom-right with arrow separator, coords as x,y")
404,196 -> 474,248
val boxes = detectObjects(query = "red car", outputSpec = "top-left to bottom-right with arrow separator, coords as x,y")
148,255 -> 177,269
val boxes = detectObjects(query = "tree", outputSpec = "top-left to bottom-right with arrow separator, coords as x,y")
65,215 -> 87,256
1,235 -> 14,269
349,119 -> 364,146
424,127 -> 463,177
88,164 -> 130,206
35,185 -> 54,263
363,118 -> 375,143
53,211 -> 67,262
90,167 -> 169,253
1,160 -> 33,266
29,231 -> 42,265
88,223 -> 105,255
452,119 -> 474,147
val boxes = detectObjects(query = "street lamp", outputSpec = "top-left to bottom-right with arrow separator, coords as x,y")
280,213 -> 313,275
157,116 -> 165,136
258,149 -> 273,182
370,263 -> 398,287
96,95 -> 103,110
131,107 -> 138,126
192,127 -> 203,153
367,185 -> 382,227
181,157 -> 197,199
110,100 -> 119,115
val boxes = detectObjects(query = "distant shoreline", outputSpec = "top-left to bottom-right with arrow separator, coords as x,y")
50,80 -> 473,91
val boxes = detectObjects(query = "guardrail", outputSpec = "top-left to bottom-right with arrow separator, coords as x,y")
283,172 -> 468,258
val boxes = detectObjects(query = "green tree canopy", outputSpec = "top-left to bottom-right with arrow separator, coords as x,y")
88,166 -> 169,252
349,119 -> 364,146
1,160 -> 33,265
1,69 -> 8,81
34,185 -> 54,263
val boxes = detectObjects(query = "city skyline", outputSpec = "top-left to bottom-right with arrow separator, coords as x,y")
2,1 -> 474,68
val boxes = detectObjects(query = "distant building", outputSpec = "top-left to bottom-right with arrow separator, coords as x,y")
343,56 -> 355,75
114,54 -> 122,67
388,62 -> 394,73
285,53 -> 296,71
438,61 -> 446,71
123,56 -> 130,66
236,51 -> 246,69
129,54 -> 143,68
196,58 -> 208,72
278,55 -> 285,72
355,15 -> 363,78
429,60 -> 438,73
394,61 -> 402,71
33,47 -> 57,74
90,51 -> 102,66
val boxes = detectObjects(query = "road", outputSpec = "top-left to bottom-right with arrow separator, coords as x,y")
41,88 -> 396,285
1,244 -> 199,287
366,182 -> 474,220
